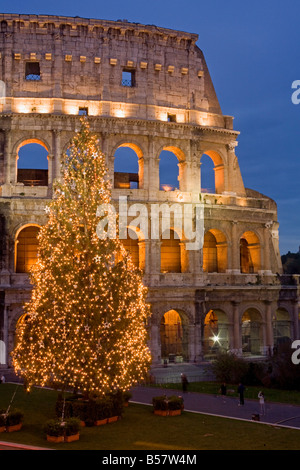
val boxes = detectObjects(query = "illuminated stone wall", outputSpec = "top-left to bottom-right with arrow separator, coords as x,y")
0,14 -> 299,367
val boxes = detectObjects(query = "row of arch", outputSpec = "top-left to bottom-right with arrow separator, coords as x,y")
15,225 -> 261,274
14,140 -> 221,193
161,307 -> 292,360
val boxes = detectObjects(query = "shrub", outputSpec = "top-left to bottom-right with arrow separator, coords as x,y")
44,419 -> 64,437
72,400 -> 89,422
64,417 -> 81,436
167,396 -> 184,411
152,396 -> 168,411
211,353 -> 249,384
123,391 -> 132,404
6,410 -> 24,426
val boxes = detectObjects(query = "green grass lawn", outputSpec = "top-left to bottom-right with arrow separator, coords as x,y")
153,381 -> 300,406
0,383 -> 299,450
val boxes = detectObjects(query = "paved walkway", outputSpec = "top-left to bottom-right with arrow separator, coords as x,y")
130,386 -> 300,430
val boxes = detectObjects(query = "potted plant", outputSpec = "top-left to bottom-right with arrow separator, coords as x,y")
44,419 -> 65,443
167,396 -> 184,416
152,396 -> 169,416
91,397 -> 112,426
72,400 -> 88,427
6,409 -> 24,432
63,417 -> 81,442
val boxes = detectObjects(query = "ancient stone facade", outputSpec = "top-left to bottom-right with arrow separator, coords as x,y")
0,13 -> 299,367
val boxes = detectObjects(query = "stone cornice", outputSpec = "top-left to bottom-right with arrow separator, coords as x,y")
0,113 -> 240,138
0,13 -> 199,44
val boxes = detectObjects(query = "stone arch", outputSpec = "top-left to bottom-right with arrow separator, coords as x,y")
241,307 -> 264,355
203,229 -> 228,272
203,309 -> 229,357
113,141 -> 144,189
160,309 -> 189,362
273,307 -> 292,350
160,228 -> 181,273
15,138 -> 50,187
240,231 -> 261,273
121,225 -> 146,270
200,149 -> 225,194
15,224 -> 41,273
159,145 -> 187,192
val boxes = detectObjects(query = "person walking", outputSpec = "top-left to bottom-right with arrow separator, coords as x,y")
237,383 -> 245,406
181,373 -> 189,393
258,391 -> 265,415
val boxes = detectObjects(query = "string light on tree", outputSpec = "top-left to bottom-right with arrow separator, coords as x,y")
12,118 -> 152,396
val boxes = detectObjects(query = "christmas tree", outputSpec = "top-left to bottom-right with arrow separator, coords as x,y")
12,120 -> 151,396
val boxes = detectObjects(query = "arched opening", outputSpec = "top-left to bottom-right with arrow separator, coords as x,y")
15,225 -> 40,273
242,308 -> 263,356
273,308 -> 292,352
159,150 -> 179,191
160,309 -> 189,362
114,144 -> 142,189
17,141 -> 49,186
121,228 -> 140,268
203,309 -> 229,357
240,231 -> 261,273
200,150 -> 224,194
203,230 -> 227,273
161,229 -> 181,273
200,154 -> 215,193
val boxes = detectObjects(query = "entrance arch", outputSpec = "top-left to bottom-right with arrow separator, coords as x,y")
273,308 -> 292,351
203,309 -> 229,357
16,140 -> 49,186
242,308 -> 263,355
15,225 -> 40,273
240,231 -> 261,273
160,309 -> 189,362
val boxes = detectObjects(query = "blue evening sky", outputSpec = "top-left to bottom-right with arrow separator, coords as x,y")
3,0 -> 300,254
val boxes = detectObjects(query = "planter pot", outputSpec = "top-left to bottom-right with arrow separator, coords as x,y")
46,434 -> 64,443
154,410 -> 168,416
94,418 -> 108,426
79,421 -> 86,427
64,433 -> 80,443
6,423 -> 22,432
0,426 -> 6,433
169,409 -> 182,416
107,416 -> 118,423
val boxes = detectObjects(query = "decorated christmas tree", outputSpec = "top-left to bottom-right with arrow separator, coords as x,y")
12,120 -> 151,396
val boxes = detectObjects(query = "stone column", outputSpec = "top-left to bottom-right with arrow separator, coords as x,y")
47,153 -> 54,189
53,130 -> 62,182
229,221 -> 239,273
293,300 -> 299,340
232,301 -> 241,354
263,223 -> 272,273
265,300 -> 274,353
150,323 -> 160,364
178,160 -> 187,192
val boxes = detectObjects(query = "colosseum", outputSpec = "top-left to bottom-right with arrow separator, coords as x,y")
0,13 -> 299,369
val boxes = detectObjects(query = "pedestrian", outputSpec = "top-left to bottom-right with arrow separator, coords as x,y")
237,382 -> 245,406
220,383 -> 227,396
181,373 -> 189,393
258,391 -> 265,415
